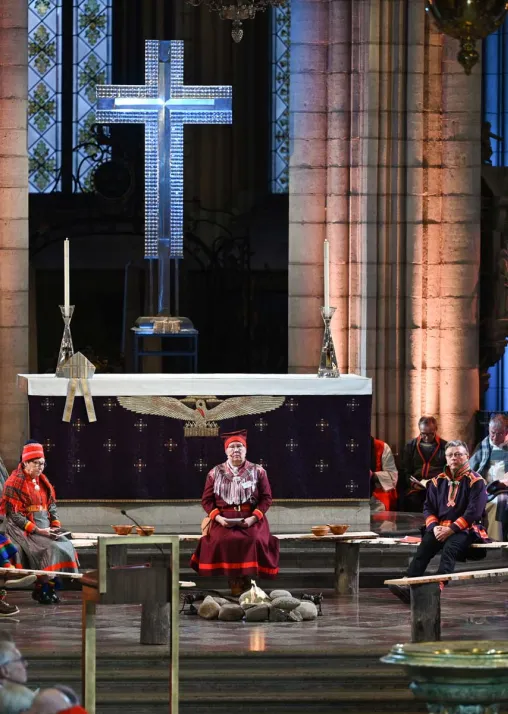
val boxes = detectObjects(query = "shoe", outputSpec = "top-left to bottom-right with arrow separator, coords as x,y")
388,584 -> 411,605
4,574 -> 37,590
0,599 -> 20,617
49,590 -> 60,604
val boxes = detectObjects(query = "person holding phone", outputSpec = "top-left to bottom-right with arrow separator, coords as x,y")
191,430 -> 279,595
0,442 -> 79,605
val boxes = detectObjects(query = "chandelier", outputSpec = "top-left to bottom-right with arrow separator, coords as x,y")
426,0 -> 508,75
185,0 -> 287,42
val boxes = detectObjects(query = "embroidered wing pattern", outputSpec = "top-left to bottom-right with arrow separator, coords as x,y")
116,395 -> 285,423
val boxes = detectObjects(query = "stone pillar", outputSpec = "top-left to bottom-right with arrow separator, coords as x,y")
0,1 -> 29,467
288,0 -> 330,372
288,0 -> 481,449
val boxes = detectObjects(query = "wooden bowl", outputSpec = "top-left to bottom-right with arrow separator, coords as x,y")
112,525 -> 133,536
311,525 -> 330,537
328,524 -> 349,535
135,526 -> 155,536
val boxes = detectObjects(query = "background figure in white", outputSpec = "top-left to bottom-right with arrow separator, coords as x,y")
469,414 -> 508,540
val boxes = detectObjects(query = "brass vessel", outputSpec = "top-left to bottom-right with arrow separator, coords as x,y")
426,0 -> 508,74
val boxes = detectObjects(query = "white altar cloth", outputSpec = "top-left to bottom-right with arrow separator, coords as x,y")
18,373 -> 372,397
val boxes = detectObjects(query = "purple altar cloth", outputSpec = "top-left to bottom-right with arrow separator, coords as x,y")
27,392 -> 371,501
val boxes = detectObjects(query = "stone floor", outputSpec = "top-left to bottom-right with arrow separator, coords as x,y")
4,581 -> 508,656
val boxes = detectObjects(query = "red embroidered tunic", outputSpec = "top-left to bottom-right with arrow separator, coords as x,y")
190,460 -> 280,578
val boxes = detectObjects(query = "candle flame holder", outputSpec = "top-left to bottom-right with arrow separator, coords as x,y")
56,305 -> 75,376
318,306 -> 340,378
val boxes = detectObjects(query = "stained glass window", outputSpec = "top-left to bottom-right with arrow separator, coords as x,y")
483,23 -> 508,167
73,0 -> 113,192
28,0 -> 62,193
28,0 -> 112,194
271,2 -> 291,194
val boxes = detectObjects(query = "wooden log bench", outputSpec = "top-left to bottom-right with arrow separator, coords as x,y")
385,563 -> 508,643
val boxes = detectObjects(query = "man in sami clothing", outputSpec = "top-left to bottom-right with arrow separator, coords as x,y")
0,442 -> 79,604
191,430 -> 279,595
389,440 -> 488,603
399,416 -> 448,512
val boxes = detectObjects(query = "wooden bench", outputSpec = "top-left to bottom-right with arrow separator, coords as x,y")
385,566 -> 508,643
72,533 -> 508,597
71,530 -> 403,595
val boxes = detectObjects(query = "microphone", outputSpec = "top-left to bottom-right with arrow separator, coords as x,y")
120,509 -> 166,559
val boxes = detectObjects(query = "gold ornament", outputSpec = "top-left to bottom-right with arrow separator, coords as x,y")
426,0 -> 508,74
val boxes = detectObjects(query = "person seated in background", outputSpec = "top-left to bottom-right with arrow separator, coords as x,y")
0,636 -> 29,688
370,436 -> 398,511
398,416 -> 448,512
469,414 -> 508,540
0,442 -> 79,604
0,452 -> 9,494
0,533 -> 37,617
0,682 -> 35,714
389,440 -> 488,604
191,430 -> 279,595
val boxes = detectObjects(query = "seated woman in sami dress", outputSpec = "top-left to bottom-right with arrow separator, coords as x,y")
191,430 -> 280,595
0,442 -> 79,604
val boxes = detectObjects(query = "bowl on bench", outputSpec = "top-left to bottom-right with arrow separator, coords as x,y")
311,525 -> 330,537
112,525 -> 133,535
135,526 -> 155,536
328,524 -> 349,535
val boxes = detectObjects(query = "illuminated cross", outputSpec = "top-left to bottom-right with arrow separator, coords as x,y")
96,40 -> 232,313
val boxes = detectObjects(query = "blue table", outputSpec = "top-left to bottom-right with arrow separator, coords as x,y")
132,327 -> 198,373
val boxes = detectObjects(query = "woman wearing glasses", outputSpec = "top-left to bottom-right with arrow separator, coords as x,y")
0,442 -> 78,604
191,430 -> 279,595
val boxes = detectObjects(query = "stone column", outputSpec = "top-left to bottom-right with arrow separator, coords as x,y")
0,1 -> 29,467
288,0 -> 330,372
288,0 -> 481,448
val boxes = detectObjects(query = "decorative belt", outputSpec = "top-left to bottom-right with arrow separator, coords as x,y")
27,505 -> 45,513
223,504 -> 252,513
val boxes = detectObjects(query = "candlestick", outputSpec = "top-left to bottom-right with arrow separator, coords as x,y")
56,305 -> 75,375
324,239 -> 330,313
317,306 -> 340,378
64,238 -> 70,317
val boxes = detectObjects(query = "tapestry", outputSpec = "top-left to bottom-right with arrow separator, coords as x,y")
28,394 -> 371,501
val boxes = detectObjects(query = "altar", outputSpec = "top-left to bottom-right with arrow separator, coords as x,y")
18,373 -> 372,529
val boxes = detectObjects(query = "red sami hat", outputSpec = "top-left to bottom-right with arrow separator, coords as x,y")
221,430 -> 247,450
22,442 -> 44,462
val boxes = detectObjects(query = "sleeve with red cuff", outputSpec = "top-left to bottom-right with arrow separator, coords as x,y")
253,467 -> 273,518
201,469 -> 219,519
450,478 -> 488,534
423,481 -> 439,532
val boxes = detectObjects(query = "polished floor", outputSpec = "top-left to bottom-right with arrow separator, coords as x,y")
5,581 -> 508,657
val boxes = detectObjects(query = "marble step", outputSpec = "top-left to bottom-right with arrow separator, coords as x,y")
25,652 -> 426,714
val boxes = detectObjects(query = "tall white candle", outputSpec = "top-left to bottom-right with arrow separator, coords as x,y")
64,238 -> 70,316
323,239 -> 330,312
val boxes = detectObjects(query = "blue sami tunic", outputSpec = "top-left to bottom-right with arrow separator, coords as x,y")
424,468 -> 489,541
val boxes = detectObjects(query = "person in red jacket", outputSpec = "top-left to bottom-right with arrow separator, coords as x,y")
370,437 -> 398,511
191,430 -> 279,595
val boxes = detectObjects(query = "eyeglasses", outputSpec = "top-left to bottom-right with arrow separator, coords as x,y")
29,460 -> 45,467
7,656 -> 27,666
446,452 -> 468,459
